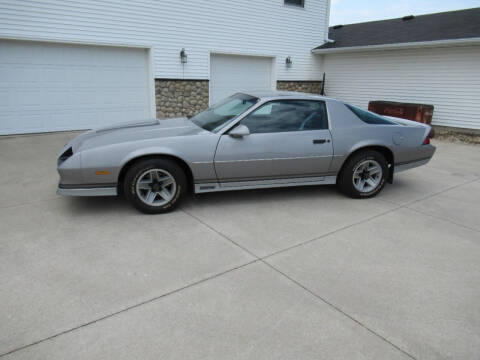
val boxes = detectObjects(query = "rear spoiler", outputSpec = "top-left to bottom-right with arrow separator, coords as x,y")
384,116 -> 433,140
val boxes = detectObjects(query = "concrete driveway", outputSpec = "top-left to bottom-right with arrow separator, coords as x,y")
0,132 -> 479,360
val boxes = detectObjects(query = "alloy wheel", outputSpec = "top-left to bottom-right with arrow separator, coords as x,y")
352,160 -> 382,193
135,168 -> 177,206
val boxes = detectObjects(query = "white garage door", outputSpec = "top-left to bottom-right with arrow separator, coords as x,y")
210,54 -> 274,105
0,40 -> 152,135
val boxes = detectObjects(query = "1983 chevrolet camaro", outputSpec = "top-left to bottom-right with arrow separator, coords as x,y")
57,91 -> 435,213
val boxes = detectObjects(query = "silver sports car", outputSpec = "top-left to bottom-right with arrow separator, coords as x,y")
57,91 -> 435,213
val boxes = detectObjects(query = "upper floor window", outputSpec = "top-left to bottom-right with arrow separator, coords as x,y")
285,0 -> 304,7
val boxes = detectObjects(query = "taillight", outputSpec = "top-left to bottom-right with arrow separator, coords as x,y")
422,128 -> 433,145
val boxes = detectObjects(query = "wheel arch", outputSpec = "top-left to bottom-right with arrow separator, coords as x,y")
117,153 -> 195,194
340,145 -> 395,183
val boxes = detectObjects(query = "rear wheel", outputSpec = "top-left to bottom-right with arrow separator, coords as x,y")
338,150 -> 388,198
124,158 -> 187,214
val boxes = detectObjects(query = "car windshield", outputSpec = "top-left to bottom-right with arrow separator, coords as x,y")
190,93 -> 259,132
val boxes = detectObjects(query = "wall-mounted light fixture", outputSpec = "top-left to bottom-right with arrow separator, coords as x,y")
285,56 -> 292,68
180,48 -> 187,64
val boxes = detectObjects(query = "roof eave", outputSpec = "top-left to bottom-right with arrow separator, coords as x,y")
311,37 -> 480,54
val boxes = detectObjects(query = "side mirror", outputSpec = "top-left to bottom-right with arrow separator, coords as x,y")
229,124 -> 250,138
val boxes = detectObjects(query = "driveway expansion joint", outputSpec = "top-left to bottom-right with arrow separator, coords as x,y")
0,259 -> 260,358
261,260 -> 418,360
181,204 -> 418,359
405,206 -> 479,234
181,208 -> 259,259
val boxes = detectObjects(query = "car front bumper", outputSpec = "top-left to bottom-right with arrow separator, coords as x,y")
57,184 -> 117,197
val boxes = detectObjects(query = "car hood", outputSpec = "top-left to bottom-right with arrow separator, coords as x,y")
69,117 -> 206,152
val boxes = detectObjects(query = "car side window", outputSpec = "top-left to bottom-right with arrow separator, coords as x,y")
240,100 -> 328,134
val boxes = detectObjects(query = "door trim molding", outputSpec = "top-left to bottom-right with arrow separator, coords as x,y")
194,175 -> 337,193
214,154 -> 333,163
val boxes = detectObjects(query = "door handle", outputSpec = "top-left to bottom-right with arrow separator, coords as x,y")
313,139 -> 328,144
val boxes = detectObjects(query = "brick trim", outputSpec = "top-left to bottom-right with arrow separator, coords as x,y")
276,80 -> 323,94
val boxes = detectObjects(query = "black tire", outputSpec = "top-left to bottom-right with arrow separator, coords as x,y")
337,150 -> 388,199
123,158 -> 187,214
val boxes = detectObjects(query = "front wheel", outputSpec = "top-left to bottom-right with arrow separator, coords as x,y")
337,150 -> 388,198
123,158 -> 187,214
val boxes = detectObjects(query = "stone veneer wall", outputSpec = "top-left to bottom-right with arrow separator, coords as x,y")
155,79 -> 209,118
155,79 -> 324,118
276,81 -> 323,94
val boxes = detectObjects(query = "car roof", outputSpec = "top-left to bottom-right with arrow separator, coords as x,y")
242,90 -> 332,101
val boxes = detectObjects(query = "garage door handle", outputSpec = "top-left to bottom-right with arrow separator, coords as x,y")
313,139 -> 327,144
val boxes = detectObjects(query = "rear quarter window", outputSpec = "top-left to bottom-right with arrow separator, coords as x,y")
345,104 -> 397,125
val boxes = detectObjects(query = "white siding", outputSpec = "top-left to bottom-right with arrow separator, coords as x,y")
0,0 -> 328,81
322,45 -> 480,129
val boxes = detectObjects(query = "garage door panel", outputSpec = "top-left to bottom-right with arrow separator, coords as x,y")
19,113 -> 44,132
210,54 -> 273,105
43,67 -> 69,83
0,113 -> 15,133
70,67 -> 98,83
49,111 -> 75,129
0,90 -> 8,107
2,64 -> 41,82
0,40 -> 151,135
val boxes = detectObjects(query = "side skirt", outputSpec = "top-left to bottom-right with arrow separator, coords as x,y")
195,176 -> 337,194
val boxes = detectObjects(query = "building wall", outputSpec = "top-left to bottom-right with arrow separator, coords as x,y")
0,0 -> 328,81
155,80 -> 324,118
321,45 -> 480,129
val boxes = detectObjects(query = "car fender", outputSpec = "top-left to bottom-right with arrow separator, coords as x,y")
118,146 -> 193,181
330,130 -> 396,174
120,146 -> 189,169
347,139 -> 395,158
118,145 -> 218,185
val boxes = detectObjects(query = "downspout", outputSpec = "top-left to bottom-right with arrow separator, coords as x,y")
323,0 -> 335,44
319,0 -> 334,96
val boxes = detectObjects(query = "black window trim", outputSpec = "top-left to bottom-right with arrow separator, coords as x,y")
229,98 -> 329,135
284,0 -> 305,8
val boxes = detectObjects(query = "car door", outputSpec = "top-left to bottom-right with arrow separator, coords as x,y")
214,99 -> 333,183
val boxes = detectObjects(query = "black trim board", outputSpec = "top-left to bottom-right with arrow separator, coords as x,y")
59,183 -> 116,189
